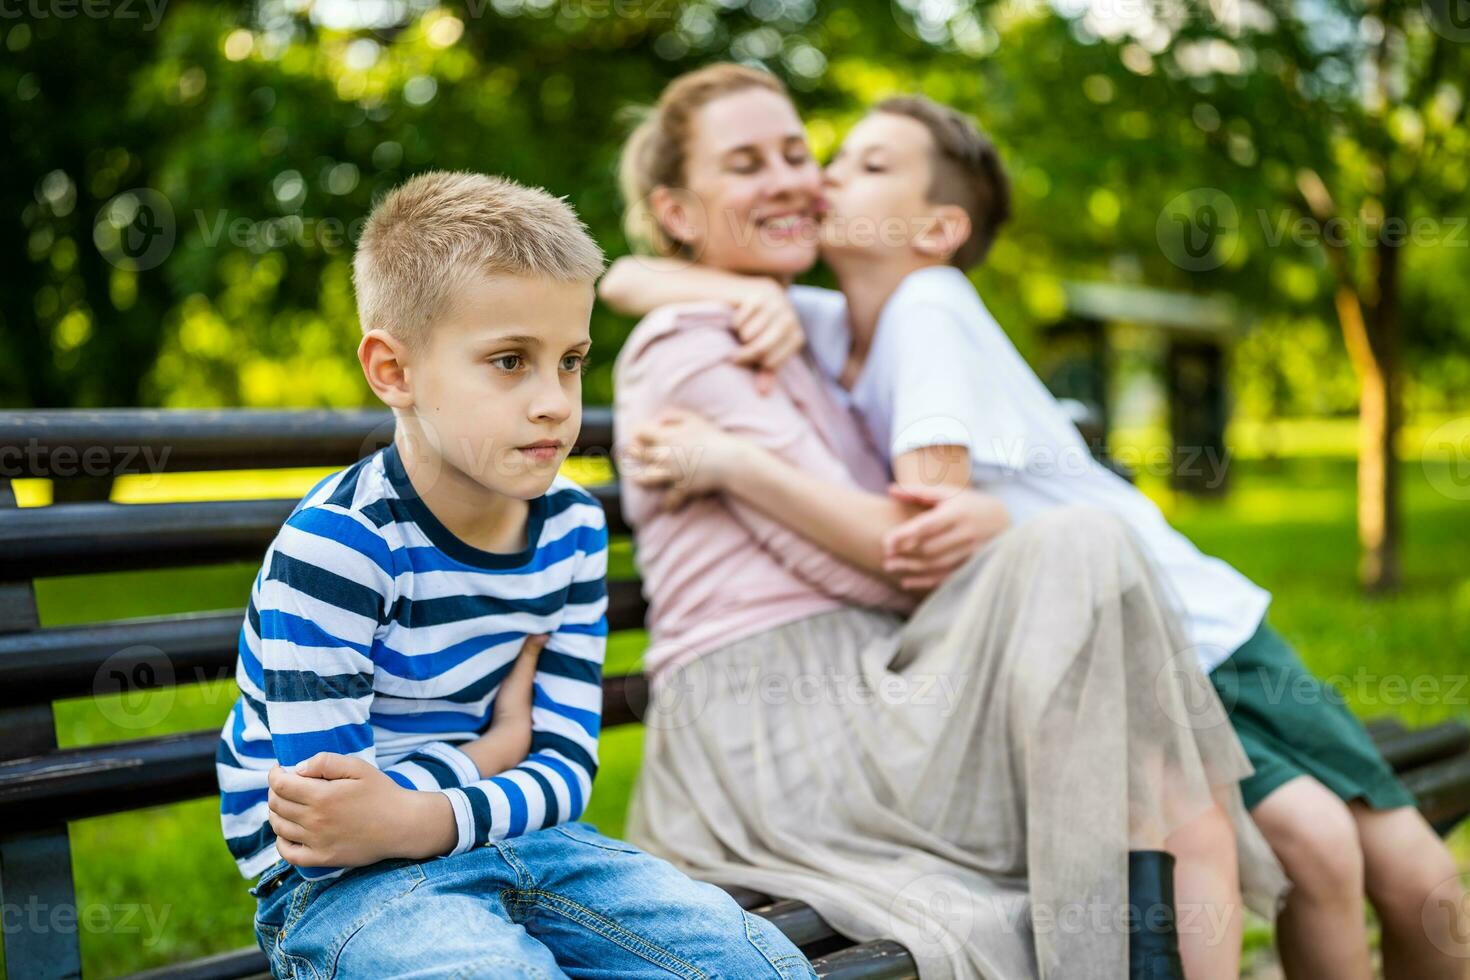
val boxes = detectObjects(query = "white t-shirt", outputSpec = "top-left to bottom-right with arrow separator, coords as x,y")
790,267 -> 1270,671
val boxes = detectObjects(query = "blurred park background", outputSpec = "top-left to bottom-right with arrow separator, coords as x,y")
3,0 -> 1470,975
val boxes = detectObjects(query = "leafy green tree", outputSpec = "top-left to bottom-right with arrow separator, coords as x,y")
4,0 -> 1467,589
1049,0 -> 1470,591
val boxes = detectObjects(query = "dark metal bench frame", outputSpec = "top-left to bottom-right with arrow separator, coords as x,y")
2,409 -> 1467,980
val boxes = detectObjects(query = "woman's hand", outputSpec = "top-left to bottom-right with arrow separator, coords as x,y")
598,257 -> 805,396
728,280 -> 806,395
623,407 -> 754,509
881,485 -> 1010,592
267,755 -> 454,866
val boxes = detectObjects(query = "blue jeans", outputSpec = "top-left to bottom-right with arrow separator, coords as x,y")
250,821 -> 816,979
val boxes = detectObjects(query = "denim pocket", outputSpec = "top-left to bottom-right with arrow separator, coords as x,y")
251,863 -> 299,969
252,860 -> 312,977
251,859 -> 297,900
252,861 -> 298,936
550,821 -> 644,854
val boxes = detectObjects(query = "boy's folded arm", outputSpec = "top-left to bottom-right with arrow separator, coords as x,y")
434,520 -> 610,855
256,507 -> 472,869
401,633 -> 551,786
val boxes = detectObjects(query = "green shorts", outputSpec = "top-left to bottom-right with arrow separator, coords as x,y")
1210,621 -> 1419,812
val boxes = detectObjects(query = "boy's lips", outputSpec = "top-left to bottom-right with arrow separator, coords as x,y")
517,440 -> 564,462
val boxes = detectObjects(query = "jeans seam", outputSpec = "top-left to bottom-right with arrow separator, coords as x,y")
494,841 -> 539,888
517,887 -> 709,979
327,866 -> 427,979
550,823 -> 643,854
448,952 -> 561,980
279,864 -> 426,980
742,910 -> 812,978
278,880 -> 315,941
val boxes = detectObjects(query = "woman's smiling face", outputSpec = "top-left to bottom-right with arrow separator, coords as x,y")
667,87 -> 823,278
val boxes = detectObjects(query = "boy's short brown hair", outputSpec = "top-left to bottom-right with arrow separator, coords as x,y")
354,171 -> 605,347
874,96 -> 1012,269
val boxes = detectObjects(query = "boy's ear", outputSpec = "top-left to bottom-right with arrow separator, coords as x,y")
358,329 -> 415,410
913,205 -> 971,264
649,185 -> 704,253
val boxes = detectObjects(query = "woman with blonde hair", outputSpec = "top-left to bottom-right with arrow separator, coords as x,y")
609,63 -> 1286,980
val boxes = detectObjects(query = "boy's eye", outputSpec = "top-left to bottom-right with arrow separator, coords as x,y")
561,353 -> 588,373
491,354 -> 522,371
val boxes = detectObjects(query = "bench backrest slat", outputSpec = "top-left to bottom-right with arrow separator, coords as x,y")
0,485 -> 630,580
0,408 -> 615,475
0,581 -> 648,710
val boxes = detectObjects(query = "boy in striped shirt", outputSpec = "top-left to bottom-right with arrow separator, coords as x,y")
216,171 -> 814,979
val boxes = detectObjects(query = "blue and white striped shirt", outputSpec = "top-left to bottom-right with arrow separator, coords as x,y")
216,443 -> 609,880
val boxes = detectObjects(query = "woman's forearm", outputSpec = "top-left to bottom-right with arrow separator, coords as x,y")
599,255 -> 773,317
722,442 -> 917,580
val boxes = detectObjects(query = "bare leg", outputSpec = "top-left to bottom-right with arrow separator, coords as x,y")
1353,802 -> 1467,979
1165,800 -> 1243,980
1251,777 -> 1373,980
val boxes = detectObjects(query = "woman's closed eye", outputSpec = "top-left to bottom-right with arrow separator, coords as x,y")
725,149 -> 761,174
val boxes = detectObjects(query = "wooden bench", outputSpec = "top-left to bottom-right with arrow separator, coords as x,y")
2,408 -> 1467,980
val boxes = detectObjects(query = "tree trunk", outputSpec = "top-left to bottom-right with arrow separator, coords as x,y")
1335,243 -> 1401,593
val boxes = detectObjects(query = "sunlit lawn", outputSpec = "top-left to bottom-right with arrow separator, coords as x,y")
13,446 -> 1469,977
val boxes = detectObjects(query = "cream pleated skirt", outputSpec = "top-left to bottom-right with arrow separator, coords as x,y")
627,506 -> 1288,979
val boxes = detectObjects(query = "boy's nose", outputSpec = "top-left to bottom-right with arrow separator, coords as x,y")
529,380 -> 573,423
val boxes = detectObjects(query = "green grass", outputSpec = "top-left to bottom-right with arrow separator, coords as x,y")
13,457 -> 1470,977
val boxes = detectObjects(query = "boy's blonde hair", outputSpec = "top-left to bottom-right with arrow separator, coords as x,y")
354,171 -> 605,346
873,96 -> 1011,269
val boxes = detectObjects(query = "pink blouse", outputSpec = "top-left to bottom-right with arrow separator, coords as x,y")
612,302 -> 916,682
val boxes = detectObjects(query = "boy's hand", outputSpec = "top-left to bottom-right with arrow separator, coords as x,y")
881,485 -> 1009,592
727,280 -> 805,396
267,753 -> 453,867
455,633 -> 547,778
624,407 -> 752,509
